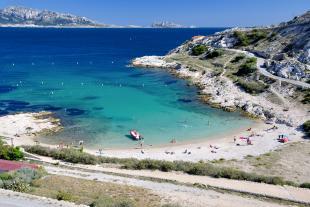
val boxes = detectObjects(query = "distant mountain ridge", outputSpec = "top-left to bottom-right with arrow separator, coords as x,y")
0,6 -> 196,28
0,6 -> 108,27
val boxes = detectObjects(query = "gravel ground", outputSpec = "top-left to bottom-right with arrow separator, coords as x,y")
45,165 -> 298,207
0,189 -> 86,207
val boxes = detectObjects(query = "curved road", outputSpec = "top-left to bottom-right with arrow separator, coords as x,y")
227,48 -> 310,89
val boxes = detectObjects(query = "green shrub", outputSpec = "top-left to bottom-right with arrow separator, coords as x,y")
0,173 -> 13,181
234,31 -> 250,46
191,45 -> 208,56
235,58 -> 257,76
0,168 -> 45,192
0,140 -> 24,161
301,90 -> 310,104
23,145 -> 97,165
4,180 -> 30,192
300,183 -> 310,189
234,29 -> 268,46
230,55 -> 245,63
90,197 -> 135,207
205,49 -> 223,59
236,79 -> 268,94
56,191 -> 73,201
302,120 -> 310,137
249,29 -> 268,41
161,204 -> 182,207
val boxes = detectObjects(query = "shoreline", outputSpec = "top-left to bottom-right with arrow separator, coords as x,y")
0,112 -> 305,162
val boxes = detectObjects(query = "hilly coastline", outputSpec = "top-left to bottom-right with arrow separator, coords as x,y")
133,10 -> 310,128
0,6 -> 194,28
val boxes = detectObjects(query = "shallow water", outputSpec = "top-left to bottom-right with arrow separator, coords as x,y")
0,28 -> 253,148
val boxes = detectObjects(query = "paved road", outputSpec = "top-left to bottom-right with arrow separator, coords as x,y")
227,48 -> 310,89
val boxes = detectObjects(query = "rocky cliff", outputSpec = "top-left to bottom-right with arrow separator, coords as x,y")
189,11 -> 310,81
133,11 -> 310,127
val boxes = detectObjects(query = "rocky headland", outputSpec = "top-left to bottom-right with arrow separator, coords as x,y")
132,11 -> 310,129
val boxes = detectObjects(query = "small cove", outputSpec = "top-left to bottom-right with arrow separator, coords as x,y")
0,28 -> 254,148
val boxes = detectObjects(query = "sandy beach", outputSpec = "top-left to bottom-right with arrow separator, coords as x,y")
0,111 -> 305,162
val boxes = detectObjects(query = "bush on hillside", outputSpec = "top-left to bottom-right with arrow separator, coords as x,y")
230,55 -> 245,63
235,57 -> 257,76
0,168 -> 46,192
301,90 -> 310,104
236,79 -> 268,94
0,139 -> 24,161
302,120 -> 310,137
56,191 -> 73,201
300,182 -> 310,189
234,29 -> 268,46
205,49 -> 223,59
191,45 -> 208,56
90,196 -> 135,207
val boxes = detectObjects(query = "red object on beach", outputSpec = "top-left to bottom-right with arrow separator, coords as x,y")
0,159 -> 38,172
279,137 -> 289,143
130,130 -> 142,140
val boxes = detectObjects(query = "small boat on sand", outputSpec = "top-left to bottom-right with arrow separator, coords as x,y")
130,130 -> 143,140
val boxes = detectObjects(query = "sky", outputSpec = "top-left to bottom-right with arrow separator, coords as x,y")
0,0 -> 308,27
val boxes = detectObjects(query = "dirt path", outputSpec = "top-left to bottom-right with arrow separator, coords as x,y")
45,165 -> 297,207
227,48 -> 310,89
31,154 -> 310,205
82,166 -> 310,204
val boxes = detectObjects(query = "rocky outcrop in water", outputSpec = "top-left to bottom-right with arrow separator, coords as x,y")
151,21 -> 186,28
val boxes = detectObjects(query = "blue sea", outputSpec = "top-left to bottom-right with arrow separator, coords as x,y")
0,28 -> 253,148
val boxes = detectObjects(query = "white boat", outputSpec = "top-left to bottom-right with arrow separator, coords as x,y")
130,130 -> 142,140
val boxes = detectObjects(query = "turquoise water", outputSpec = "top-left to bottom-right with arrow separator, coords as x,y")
0,28 -> 253,148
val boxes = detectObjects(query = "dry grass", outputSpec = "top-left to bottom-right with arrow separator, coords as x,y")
213,141 -> 310,184
30,175 -> 161,207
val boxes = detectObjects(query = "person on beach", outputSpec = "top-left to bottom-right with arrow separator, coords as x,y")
233,137 -> 236,143
247,138 -> 252,145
